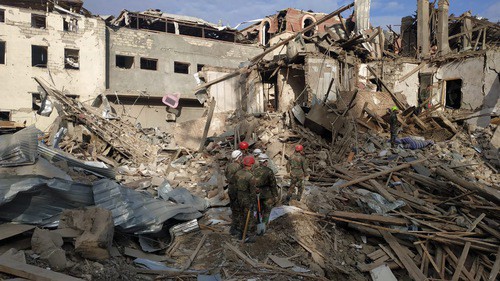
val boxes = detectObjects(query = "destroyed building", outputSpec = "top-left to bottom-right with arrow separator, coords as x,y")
105,9 -> 262,126
0,0 -> 500,281
0,0 -> 106,130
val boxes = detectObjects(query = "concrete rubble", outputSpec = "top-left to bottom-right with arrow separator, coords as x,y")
0,0 -> 499,280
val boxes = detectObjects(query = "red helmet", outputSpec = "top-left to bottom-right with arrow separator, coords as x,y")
242,156 -> 255,167
295,144 -> 304,152
239,141 -> 249,150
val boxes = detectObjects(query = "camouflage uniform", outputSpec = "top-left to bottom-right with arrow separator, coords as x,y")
287,152 -> 308,200
233,168 -> 257,233
225,162 -> 242,231
252,165 -> 278,223
389,110 -> 399,147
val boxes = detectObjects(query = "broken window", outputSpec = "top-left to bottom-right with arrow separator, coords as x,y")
0,9 -> 5,23
116,55 -> 134,69
0,111 -> 10,121
31,45 -> 48,67
0,41 -> 5,64
31,14 -> 46,29
63,18 -> 78,32
64,49 -> 79,69
174,61 -> 189,74
197,64 -> 205,72
140,58 -> 158,71
445,79 -> 462,109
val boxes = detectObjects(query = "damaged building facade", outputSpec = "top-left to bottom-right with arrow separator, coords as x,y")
105,10 -> 262,126
0,0 -> 106,129
0,1 -> 262,130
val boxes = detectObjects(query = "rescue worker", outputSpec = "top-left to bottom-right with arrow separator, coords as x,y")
253,153 -> 278,225
239,141 -> 249,156
225,150 -> 243,236
233,156 -> 257,243
252,148 -> 262,158
389,106 -> 399,147
286,144 -> 308,203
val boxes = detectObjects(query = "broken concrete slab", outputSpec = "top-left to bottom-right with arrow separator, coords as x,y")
59,207 -> 114,260
31,228 -> 68,270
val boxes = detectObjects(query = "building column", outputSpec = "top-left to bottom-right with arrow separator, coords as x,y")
437,0 -> 451,56
417,0 -> 430,57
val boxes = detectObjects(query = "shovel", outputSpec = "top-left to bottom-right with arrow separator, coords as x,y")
256,193 -> 266,235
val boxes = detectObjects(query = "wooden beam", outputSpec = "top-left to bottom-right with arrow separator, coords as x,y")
451,242 -> 471,281
198,97 -> 216,152
0,224 -> 35,241
182,233 -> 207,270
398,62 -> 426,83
333,159 -> 426,189
380,231 -> 426,281
435,168 -> 500,205
448,24 -> 489,40
367,65 -> 408,110
489,247 -> 500,281
0,257 -> 83,281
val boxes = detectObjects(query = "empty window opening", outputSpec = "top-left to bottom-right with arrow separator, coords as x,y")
0,9 -> 5,23
369,78 -> 382,91
140,58 -> 158,71
303,17 -> 316,37
63,18 -> 78,32
179,24 -> 203,37
32,45 -> 48,67
64,49 -> 79,69
261,21 -> 271,46
31,14 -> 46,29
445,79 -> 462,109
0,111 -> 10,121
0,41 -> 5,64
116,55 -> 134,69
197,64 -> 205,72
174,62 -> 189,74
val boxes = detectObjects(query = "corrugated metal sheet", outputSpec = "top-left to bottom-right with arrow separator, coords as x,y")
0,176 -> 202,234
92,180 -> 202,234
0,175 -> 94,226
38,144 -> 116,179
0,126 -> 41,167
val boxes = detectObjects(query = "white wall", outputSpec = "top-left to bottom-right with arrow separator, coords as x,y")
0,5 -> 106,130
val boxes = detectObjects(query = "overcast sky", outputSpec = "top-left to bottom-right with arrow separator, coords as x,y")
83,0 -> 500,30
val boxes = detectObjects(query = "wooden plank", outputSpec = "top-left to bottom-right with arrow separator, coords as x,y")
369,179 -> 397,202
224,242 -> 257,267
368,249 -> 387,260
379,244 -> 403,268
198,98 -> 216,152
436,168 -> 500,205
333,159 -> 426,189
398,62 -> 426,83
380,231 -> 426,281
0,224 -> 35,241
420,243 -> 445,280
0,257 -> 83,281
488,247 -> 500,281
451,242 -> 472,281
182,233 -> 207,270
444,246 -> 476,281
330,211 -> 409,225
467,213 -> 486,232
